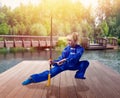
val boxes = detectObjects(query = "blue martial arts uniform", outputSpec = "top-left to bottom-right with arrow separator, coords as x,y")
22,44 -> 89,85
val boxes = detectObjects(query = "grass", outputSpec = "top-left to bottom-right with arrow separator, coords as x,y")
0,47 -> 35,54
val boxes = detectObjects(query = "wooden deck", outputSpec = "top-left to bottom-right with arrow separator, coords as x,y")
0,60 -> 120,98
86,44 -> 118,50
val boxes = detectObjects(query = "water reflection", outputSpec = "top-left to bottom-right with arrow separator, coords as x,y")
0,49 -> 120,74
82,50 -> 120,73
0,50 -> 59,73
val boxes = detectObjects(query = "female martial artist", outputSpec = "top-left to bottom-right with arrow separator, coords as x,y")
22,32 -> 89,85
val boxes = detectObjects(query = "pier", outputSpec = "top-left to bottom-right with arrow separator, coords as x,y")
0,60 -> 120,98
81,37 -> 118,50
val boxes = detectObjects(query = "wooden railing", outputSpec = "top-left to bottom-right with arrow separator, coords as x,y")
107,37 -> 118,46
96,37 -> 107,47
96,37 -> 118,46
81,37 -> 118,50
0,35 -> 58,48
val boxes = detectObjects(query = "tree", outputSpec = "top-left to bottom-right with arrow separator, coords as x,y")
100,20 -> 109,37
0,23 -> 9,35
30,23 -> 47,36
0,12 -> 5,23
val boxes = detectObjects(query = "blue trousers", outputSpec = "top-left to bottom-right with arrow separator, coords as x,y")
30,60 -> 89,83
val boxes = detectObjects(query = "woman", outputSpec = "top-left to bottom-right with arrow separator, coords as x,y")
22,32 -> 89,85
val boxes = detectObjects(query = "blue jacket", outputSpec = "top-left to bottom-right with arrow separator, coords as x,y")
54,44 -> 84,67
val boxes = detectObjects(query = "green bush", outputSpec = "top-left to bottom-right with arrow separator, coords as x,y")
0,48 -> 7,53
56,37 -> 67,50
0,38 -> 3,41
0,23 -> 9,35
10,47 -> 26,53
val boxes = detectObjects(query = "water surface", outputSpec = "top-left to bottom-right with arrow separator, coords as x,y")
0,49 -> 120,73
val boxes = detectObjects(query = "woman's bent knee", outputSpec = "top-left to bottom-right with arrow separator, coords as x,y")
81,60 -> 89,68
85,60 -> 89,67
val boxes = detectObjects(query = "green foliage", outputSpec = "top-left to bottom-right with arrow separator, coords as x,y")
0,0 -> 120,39
57,37 -> 67,49
115,26 -> 120,38
0,48 -> 7,53
116,12 -> 120,26
96,0 -> 120,38
101,20 -> 109,37
0,12 -> 5,23
0,0 -> 95,36
10,47 -> 29,53
0,23 -> 9,35
0,38 -> 3,41
30,23 -> 47,36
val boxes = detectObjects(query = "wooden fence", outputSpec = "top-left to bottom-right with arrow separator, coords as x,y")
0,35 -> 58,48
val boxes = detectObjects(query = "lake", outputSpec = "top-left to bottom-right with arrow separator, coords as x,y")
0,49 -> 120,74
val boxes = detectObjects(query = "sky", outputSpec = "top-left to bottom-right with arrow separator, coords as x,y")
0,0 -> 41,9
0,0 -> 98,9
80,0 -> 98,8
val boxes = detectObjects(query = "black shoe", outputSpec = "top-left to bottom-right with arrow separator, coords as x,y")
75,74 -> 86,79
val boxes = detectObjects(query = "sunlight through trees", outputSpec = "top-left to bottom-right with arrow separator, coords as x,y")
0,0 -> 120,39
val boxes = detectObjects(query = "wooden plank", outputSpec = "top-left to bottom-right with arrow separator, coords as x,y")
14,41 -> 23,47
23,41 -> 31,48
31,41 -> 39,47
84,63 -> 105,98
0,61 -> 47,98
66,71 -> 78,98
5,41 -> 14,48
46,41 -> 50,47
46,41 -> 57,47
48,74 -> 60,98
40,41 -> 46,47
41,66 -> 56,98
85,60 -> 120,98
24,62 -> 48,98
86,45 -> 106,50
0,60 -> 120,98
59,71 -> 69,98
52,41 -> 57,47
0,61 -> 30,98
6,63 -> 36,98
93,61 -> 120,94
